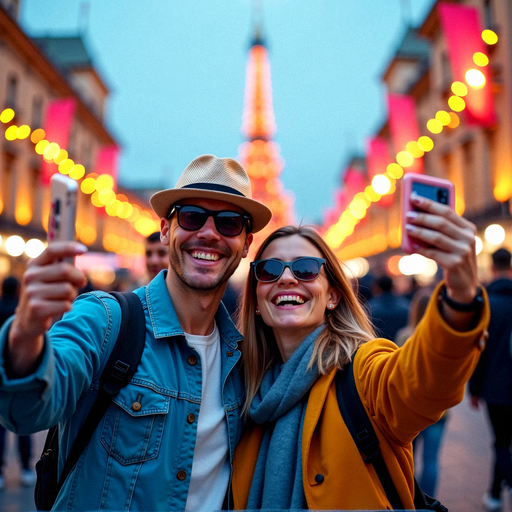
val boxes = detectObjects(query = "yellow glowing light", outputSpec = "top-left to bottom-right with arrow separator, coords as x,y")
91,191 -> 103,208
15,202 -> 32,225
482,29 -> 498,45
386,163 -> 404,180
30,128 -> 45,144
354,192 -> 371,207
451,81 -> 468,97
396,151 -> 414,168
54,149 -> 68,165
473,52 -> 489,67
69,164 -> 85,180
5,235 -> 25,257
417,136 -> 434,152
81,177 -> 97,194
96,174 -> 115,191
364,185 -> 381,202
98,188 -> 115,205
0,108 -> 15,123
79,225 -> 97,245
5,125 -> 18,141
35,140 -> 50,155
105,201 -> 119,217
494,183 -> 511,202
435,110 -> 451,126
448,96 -> 466,112
475,236 -> 483,255
58,159 -> 74,175
326,231 -> 343,249
118,202 -> 134,219
465,69 -> 486,88
127,205 -> 141,223
43,142 -> 60,160
427,119 -> 443,134
372,174 -> 391,195
17,125 -> 31,139
406,141 -> 424,158
447,112 -> 460,129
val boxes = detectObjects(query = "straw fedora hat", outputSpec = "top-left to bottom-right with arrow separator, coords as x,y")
150,154 -> 273,233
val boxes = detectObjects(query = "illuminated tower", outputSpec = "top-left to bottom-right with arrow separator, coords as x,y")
238,27 -> 294,246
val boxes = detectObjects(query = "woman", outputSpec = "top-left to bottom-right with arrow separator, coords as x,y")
233,194 -> 490,510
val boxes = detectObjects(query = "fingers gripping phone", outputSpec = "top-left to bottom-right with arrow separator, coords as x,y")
48,174 -> 78,245
401,173 -> 455,254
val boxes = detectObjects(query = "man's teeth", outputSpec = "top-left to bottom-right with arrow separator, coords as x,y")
192,252 -> 219,261
275,295 -> 305,305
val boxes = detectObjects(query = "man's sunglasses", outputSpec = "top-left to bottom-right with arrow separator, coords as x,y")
168,204 -> 251,237
251,257 -> 326,283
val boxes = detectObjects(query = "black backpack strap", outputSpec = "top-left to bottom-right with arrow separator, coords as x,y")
336,355 -> 448,511
336,357 -> 405,510
54,291 -> 146,498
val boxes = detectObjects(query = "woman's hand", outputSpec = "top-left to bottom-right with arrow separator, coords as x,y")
404,194 -> 480,329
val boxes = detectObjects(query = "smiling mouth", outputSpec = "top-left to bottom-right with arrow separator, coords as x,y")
191,252 -> 220,261
274,295 -> 306,306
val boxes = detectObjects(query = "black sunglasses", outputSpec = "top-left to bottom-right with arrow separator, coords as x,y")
167,204 -> 251,237
251,257 -> 326,283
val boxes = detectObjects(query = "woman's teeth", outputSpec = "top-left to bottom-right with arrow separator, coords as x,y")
275,295 -> 305,306
192,252 -> 219,261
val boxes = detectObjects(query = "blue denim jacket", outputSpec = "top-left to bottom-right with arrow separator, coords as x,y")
0,272 -> 245,511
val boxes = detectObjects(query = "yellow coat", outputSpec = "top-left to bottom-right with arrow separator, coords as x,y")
233,285 -> 490,510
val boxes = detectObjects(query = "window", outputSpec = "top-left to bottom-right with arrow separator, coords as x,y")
32,96 -> 43,128
6,75 -> 17,109
484,0 -> 494,29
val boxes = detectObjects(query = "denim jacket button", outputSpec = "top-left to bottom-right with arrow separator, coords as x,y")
187,355 -> 197,366
187,413 -> 195,423
131,401 -> 142,412
177,470 -> 187,481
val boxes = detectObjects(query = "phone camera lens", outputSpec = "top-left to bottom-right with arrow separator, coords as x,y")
436,189 -> 448,205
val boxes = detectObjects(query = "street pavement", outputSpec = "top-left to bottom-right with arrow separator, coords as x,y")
0,392 -> 506,512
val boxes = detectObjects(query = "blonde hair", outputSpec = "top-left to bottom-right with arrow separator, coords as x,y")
237,225 -> 376,417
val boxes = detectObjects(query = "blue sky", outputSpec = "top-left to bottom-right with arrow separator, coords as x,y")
20,0 -> 434,224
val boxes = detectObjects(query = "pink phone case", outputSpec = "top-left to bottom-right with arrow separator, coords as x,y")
401,173 -> 455,254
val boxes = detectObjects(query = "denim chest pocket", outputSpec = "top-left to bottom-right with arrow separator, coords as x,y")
100,383 -> 170,465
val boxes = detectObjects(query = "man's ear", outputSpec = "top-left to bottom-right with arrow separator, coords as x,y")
242,233 -> 254,259
160,218 -> 170,246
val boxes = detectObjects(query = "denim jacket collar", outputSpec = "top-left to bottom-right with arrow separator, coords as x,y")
145,270 -> 242,349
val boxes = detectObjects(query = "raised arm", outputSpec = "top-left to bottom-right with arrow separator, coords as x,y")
7,241 -> 87,377
404,193 -> 481,331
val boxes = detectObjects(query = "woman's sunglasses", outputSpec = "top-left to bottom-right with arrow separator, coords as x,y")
251,257 -> 326,283
167,204 -> 251,237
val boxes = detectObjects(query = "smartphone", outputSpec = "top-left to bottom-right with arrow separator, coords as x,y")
401,173 -> 455,254
48,174 -> 78,244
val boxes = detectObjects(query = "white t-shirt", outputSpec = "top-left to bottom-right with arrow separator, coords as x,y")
184,322 -> 230,512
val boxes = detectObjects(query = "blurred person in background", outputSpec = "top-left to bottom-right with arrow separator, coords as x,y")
369,274 -> 409,341
469,247 -> 512,512
145,231 -> 169,280
0,276 -> 36,490
395,286 -> 448,497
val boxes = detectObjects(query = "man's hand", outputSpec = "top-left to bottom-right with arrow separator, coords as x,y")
7,242 -> 87,377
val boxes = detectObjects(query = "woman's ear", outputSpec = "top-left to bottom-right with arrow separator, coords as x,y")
328,287 -> 341,309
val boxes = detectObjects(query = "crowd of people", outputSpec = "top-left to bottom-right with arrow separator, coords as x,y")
0,154 -> 508,512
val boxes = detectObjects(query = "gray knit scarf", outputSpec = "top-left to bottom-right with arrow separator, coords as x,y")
246,325 -> 323,510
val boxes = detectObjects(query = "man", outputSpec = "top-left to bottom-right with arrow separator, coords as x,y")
145,231 -> 168,280
368,274 -> 409,341
0,155 -> 272,511
470,247 -> 512,511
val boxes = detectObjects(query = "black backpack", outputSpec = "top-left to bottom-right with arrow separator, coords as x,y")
336,355 -> 448,511
34,291 -> 146,511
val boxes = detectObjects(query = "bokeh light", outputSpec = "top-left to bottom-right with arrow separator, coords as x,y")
30,128 -> 45,144
484,224 -> 505,245
25,238 -> 45,258
465,69 -> 486,88
386,163 -> 404,179
447,112 -> 460,129
435,111 -> 451,126
417,136 -> 434,152
5,235 -> 25,257
448,96 -> 466,112
481,29 -> 498,45
451,81 -> 468,97
473,52 -> 489,67
18,125 -> 31,139
396,151 -> 414,167
475,236 -> 483,255
405,141 -> 424,158
427,119 -> 443,134
372,174 -> 391,195
0,108 -> 15,123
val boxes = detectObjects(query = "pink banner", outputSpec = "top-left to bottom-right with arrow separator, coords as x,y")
41,98 -> 76,184
387,93 -> 423,174
95,145 -> 120,188
438,2 -> 496,127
